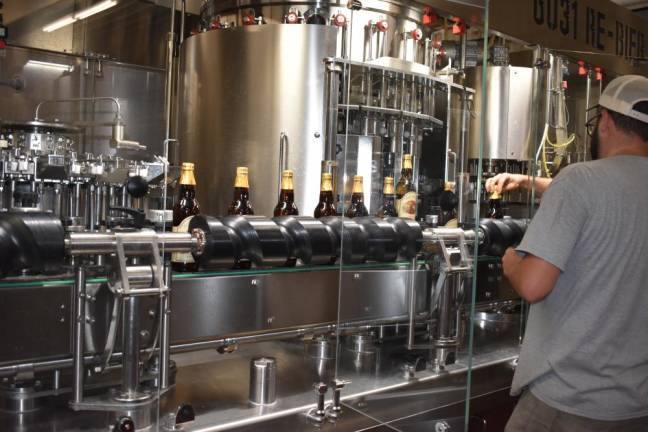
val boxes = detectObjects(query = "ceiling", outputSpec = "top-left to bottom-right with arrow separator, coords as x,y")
611,0 -> 648,10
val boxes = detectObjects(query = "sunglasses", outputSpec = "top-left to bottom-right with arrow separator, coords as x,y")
585,105 -> 601,138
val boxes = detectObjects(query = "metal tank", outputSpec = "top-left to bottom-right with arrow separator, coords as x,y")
466,66 -> 535,161
178,25 -> 338,216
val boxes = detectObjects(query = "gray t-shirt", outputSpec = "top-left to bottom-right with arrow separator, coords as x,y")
511,155 -> 648,421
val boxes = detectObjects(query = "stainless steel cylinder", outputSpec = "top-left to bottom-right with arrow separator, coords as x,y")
67,231 -> 197,255
249,357 -> 277,405
72,266 -> 86,405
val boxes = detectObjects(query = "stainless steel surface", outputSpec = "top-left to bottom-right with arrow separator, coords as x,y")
466,66 -> 534,161
0,46 -> 165,158
249,357 -> 277,405
201,0 -> 437,66
178,24 -> 338,216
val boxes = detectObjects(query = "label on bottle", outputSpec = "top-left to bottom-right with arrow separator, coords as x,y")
171,216 -> 195,264
397,191 -> 417,219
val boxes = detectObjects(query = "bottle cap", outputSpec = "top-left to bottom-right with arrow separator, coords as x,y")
236,166 -> 249,175
321,172 -> 332,180
383,177 -> 395,194
282,170 -> 294,177
490,190 -> 501,200
181,162 -> 194,170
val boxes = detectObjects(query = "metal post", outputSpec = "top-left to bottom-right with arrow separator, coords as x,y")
584,70 -> 592,162
160,262 -> 172,389
121,296 -> 141,397
72,266 -> 86,404
406,258 -> 418,350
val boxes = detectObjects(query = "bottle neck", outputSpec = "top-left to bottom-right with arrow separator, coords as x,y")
279,189 -> 295,202
179,184 -> 196,199
351,192 -> 364,203
319,190 -> 334,203
234,187 -> 250,201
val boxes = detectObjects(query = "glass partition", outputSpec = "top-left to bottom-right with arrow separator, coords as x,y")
332,1 -> 491,430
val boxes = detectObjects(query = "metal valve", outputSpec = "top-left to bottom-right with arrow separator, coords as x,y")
325,379 -> 349,421
305,382 -> 328,424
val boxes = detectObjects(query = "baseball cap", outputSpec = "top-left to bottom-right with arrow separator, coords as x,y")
599,75 -> 648,124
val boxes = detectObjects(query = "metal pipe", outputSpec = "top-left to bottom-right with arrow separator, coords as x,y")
66,231 -> 198,255
323,60 -> 341,161
72,266 -> 86,404
164,0 -> 177,150
160,262 -> 172,389
121,296 -> 140,396
406,258 -> 418,349
34,97 -> 121,121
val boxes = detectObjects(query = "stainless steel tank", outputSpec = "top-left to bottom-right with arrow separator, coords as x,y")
178,25 -> 338,216
466,66 -> 535,161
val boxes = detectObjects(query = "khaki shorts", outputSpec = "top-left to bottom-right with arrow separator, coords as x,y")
505,390 -> 648,432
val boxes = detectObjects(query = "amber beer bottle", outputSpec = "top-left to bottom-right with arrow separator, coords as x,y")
345,175 -> 369,218
396,154 -> 417,219
274,170 -> 299,216
376,176 -> 397,218
172,162 -> 200,272
227,166 -> 254,215
314,172 -> 337,218
488,190 -> 504,219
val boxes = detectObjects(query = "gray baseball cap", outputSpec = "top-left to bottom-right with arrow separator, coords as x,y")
599,75 -> 648,124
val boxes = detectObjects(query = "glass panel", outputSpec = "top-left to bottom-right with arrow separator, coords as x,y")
0,2 -> 177,431
331,2 -> 490,430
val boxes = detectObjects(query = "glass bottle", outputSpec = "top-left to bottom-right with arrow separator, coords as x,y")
396,154 -> 417,219
376,176 -> 397,218
274,170 -> 299,216
314,172 -> 337,218
172,162 -> 200,272
345,175 -> 369,218
488,190 -> 504,219
227,166 -> 254,215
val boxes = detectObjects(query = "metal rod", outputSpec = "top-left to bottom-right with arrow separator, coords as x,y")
160,262 -> 172,389
406,258 -> 418,350
323,60 -> 341,161
164,0 -> 177,149
72,266 -> 86,404
66,231 -> 197,255
121,296 -> 140,396
584,69 -> 592,162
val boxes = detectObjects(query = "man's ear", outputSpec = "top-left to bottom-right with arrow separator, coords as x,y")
599,109 -> 613,137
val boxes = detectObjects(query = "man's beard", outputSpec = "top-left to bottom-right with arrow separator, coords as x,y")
590,123 -> 600,160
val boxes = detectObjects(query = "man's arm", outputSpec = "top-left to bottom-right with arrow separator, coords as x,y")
485,174 -> 552,197
502,248 -> 561,304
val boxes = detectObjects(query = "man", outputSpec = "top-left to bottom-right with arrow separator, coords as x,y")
496,75 -> 648,432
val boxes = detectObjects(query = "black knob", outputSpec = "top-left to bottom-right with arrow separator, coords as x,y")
113,416 -> 135,432
126,175 -> 148,198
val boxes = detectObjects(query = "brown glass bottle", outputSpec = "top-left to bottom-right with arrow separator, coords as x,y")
488,190 -> 504,219
396,154 -> 417,219
376,176 -> 397,218
227,166 -> 254,215
274,170 -> 299,216
172,162 -> 200,272
314,173 -> 337,218
345,175 -> 369,218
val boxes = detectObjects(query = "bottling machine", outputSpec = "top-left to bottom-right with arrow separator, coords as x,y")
0,0 -> 570,431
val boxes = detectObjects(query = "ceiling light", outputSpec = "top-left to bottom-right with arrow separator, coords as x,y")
42,0 -> 118,32
75,0 -> 118,20
25,60 -> 74,72
42,14 -> 76,32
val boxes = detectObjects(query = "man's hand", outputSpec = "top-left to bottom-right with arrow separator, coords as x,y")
485,173 -> 553,197
501,247 -> 561,304
485,173 -> 528,194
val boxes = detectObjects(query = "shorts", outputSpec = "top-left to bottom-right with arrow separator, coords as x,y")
505,390 -> 648,432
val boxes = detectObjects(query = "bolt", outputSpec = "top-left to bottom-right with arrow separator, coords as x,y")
148,309 -> 156,318
251,279 -> 258,286
60,304 -> 65,309
267,316 -> 275,325
140,330 -> 150,339
59,317 -> 65,323
353,273 -> 361,280
314,132 -> 321,138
